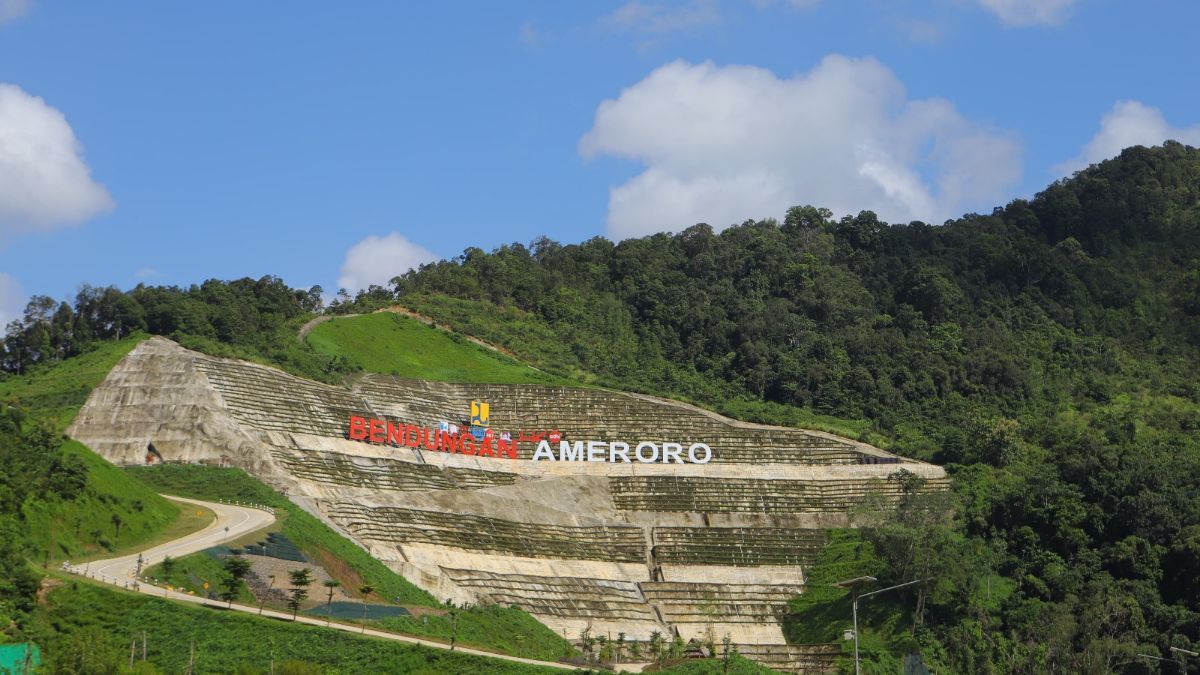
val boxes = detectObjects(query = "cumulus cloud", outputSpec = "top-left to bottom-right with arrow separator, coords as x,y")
977,0 -> 1077,27
0,83 -> 113,238
602,0 -> 720,37
0,0 -> 29,24
0,272 -> 22,332
337,233 -> 437,293
579,56 -> 1022,239
1055,100 -> 1200,176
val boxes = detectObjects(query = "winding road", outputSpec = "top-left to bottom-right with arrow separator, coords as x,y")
68,495 -> 638,672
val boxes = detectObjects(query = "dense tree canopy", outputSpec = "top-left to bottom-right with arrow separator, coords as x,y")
3,142 -> 1200,671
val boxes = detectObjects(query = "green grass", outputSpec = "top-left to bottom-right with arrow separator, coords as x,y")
306,312 -> 569,384
375,604 -> 572,662
143,551 -> 255,604
23,440 -> 180,563
124,464 -> 575,661
32,580 -> 564,674
652,654 -> 779,674
125,464 -> 436,607
0,334 -> 145,431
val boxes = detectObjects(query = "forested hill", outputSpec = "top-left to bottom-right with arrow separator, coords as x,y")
2,142 -> 1200,669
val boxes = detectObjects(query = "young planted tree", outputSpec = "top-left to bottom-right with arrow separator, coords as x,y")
358,584 -> 375,632
322,579 -> 341,625
160,555 -> 175,579
287,568 -> 313,620
220,555 -> 252,608
111,514 -> 124,541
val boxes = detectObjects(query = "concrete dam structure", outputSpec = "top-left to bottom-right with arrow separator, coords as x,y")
70,337 -> 948,672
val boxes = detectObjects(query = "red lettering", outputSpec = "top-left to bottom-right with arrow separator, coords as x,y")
478,437 -> 495,457
440,432 -> 463,453
368,419 -> 385,444
496,438 -> 517,460
461,434 -> 477,455
349,416 -> 368,441
387,421 -> 404,446
405,424 -> 420,448
422,428 -> 438,450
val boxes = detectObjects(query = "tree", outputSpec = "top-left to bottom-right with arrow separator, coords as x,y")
287,568 -> 313,619
649,630 -> 665,665
160,555 -> 175,579
358,584 -> 375,632
111,513 -> 124,541
322,579 -> 341,625
220,555 -> 252,607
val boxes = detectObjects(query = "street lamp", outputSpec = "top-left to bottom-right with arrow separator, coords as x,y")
1172,647 -> 1198,673
833,577 -> 931,675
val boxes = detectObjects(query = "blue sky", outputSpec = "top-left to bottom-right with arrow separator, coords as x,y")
1,1 -> 1198,325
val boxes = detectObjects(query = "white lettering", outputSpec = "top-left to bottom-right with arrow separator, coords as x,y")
662,443 -> 683,464
560,440 -> 584,462
635,442 -> 659,463
609,441 -> 630,463
533,440 -> 555,461
587,441 -> 607,462
687,443 -> 712,464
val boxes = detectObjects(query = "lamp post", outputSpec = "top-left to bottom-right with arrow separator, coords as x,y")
834,577 -> 930,675
1172,647 -> 1198,673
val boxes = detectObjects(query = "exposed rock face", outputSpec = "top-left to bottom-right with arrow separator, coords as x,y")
70,337 -> 948,672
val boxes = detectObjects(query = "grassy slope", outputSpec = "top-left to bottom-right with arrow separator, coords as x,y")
143,552 -> 255,604
394,293 -> 892,446
126,464 -> 574,662
0,334 -> 144,431
0,335 -> 183,562
33,581 -> 562,675
306,312 -> 570,384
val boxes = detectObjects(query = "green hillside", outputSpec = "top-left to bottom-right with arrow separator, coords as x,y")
305,311 -> 570,384
32,582 -> 564,674
0,334 -> 144,431
127,463 -> 574,662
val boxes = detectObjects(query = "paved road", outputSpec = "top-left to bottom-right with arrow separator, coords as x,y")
68,495 -> 642,673
82,496 -> 275,584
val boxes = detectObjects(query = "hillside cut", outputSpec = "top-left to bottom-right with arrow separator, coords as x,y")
70,336 -> 947,672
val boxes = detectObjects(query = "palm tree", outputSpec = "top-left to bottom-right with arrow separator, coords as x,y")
358,584 -> 375,633
322,579 -> 341,626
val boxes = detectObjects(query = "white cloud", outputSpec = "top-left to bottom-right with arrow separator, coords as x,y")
0,0 -> 29,24
337,233 -> 437,293
133,267 -> 159,279
977,0 -> 1077,27
579,56 -> 1022,239
1055,100 -> 1200,176
0,83 -> 113,238
602,0 -> 720,37
0,272 -> 23,332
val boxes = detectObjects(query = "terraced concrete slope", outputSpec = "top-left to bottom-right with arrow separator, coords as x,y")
70,337 -> 948,673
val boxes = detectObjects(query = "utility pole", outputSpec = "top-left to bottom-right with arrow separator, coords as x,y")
836,577 -> 931,675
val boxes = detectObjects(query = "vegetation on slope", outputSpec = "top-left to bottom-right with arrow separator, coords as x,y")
3,143 -> 1200,670
126,463 -> 575,661
305,311 -> 568,384
32,581 -> 563,674
0,406 -> 180,646
334,143 -> 1200,670
0,334 -> 144,431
